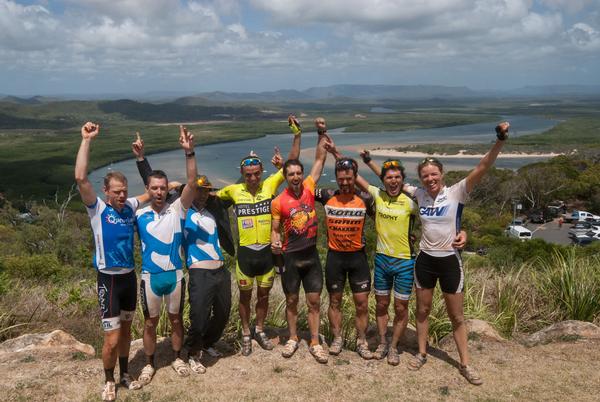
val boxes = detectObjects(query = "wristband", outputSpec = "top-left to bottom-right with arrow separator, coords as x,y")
185,151 -> 196,157
495,126 -> 508,141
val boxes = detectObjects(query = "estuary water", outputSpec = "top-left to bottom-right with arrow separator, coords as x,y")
90,115 -> 559,194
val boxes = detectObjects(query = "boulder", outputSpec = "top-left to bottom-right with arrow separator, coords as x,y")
0,330 -> 95,356
524,320 -> 600,347
439,319 -> 505,348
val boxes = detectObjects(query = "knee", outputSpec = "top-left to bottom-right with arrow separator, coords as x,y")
355,300 -> 369,316
144,319 -> 157,331
104,332 -> 119,350
286,294 -> 299,307
449,312 -> 466,328
376,300 -> 389,315
256,292 -> 269,304
239,291 -> 252,303
307,299 -> 320,313
416,304 -> 431,319
328,296 -> 342,310
394,302 -> 408,320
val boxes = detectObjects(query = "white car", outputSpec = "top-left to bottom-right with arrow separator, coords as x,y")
571,210 -> 600,222
506,225 -> 532,241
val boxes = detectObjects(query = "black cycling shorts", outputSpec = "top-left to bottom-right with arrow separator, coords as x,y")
325,249 -> 371,294
237,245 -> 273,277
97,270 -> 137,331
414,251 -> 464,294
281,245 -> 323,295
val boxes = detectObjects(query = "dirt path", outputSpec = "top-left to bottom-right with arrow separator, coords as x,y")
2,335 -> 600,402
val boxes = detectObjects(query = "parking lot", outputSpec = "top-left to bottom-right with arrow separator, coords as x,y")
527,218 -> 585,245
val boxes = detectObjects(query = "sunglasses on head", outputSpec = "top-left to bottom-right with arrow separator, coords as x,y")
382,160 -> 402,169
240,157 -> 262,167
196,175 -> 212,188
419,157 -> 440,165
335,158 -> 357,170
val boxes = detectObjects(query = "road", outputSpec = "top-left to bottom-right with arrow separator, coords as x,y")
528,218 -> 575,245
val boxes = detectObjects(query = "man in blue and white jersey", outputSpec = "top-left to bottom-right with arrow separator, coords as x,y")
75,122 -> 149,401
135,126 -> 198,385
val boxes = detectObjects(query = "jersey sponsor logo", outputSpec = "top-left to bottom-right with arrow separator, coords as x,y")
242,219 -> 254,229
324,206 -> 366,218
234,199 -> 271,217
98,283 -> 109,314
105,214 -> 135,225
377,211 -> 398,221
419,206 -> 449,217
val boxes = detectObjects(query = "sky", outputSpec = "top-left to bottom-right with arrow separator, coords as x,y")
1,0 -> 599,96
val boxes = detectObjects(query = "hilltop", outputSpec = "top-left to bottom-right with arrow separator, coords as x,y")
1,324 -> 599,402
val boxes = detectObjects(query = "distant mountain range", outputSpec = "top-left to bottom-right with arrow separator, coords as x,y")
3,84 -> 600,104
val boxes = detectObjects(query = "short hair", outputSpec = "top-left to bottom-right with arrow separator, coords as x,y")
148,170 -> 168,183
103,171 -> 127,189
417,157 -> 444,177
380,159 -> 406,181
335,158 -> 358,177
283,159 -> 304,176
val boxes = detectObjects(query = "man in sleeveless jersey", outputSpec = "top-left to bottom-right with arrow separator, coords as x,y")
75,122 -> 149,401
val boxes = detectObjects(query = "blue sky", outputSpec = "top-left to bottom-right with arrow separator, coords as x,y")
1,0 -> 599,95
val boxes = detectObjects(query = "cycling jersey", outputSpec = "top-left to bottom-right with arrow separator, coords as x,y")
184,206 -> 224,267
367,185 -> 416,259
216,170 -> 284,247
136,198 -> 187,274
86,197 -> 139,273
315,188 -> 373,252
407,179 -> 467,255
271,175 -> 318,252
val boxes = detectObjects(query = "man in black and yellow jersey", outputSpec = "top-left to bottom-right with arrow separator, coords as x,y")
216,116 -> 302,355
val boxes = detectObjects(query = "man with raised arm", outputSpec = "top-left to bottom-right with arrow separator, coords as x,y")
270,129 -> 329,363
313,118 -> 376,360
134,126 -> 198,385
75,122 -> 147,401
215,116 -> 301,356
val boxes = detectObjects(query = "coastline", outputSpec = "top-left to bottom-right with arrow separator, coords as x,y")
369,148 -> 563,159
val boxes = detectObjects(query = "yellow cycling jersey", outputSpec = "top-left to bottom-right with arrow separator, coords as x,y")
216,170 -> 285,247
368,185 -> 416,259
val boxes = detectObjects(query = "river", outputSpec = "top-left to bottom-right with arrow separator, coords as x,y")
90,115 -> 559,194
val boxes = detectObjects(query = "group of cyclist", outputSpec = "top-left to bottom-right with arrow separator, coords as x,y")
75,116 -> 509,401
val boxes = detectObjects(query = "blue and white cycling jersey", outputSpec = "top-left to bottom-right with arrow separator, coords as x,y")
86,197 -> 139,274
136,198 -> 187,274
184,206 -> 224,266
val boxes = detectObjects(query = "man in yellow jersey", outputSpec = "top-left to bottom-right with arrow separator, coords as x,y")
216,116 -> 302,355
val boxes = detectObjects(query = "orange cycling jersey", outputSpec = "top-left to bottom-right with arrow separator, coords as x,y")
315,188 -> 374,252
271,176 -> 318,253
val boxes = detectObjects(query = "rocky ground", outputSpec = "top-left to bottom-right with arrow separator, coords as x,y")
1,321 -> 600,402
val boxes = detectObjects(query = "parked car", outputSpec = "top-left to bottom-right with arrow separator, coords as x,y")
527,210 -> 553,224
585,231 -> 600,241
547,200 -> 567,215
510,217 -> 527,227
568,221 -> 593,237
570,210 -> 600,222
571,234 -> 593,247
505,225 -> 532,241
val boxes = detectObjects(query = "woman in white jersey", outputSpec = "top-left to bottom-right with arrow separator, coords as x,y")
405,122 -> 510,385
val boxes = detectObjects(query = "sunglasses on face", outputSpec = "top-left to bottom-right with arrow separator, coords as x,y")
240,157 -> 262,167
382,160 -> 402,169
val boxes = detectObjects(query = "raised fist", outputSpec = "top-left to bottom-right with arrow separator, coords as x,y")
81,122 -> 100,140
314,117 -> 327,135
495,121 -> 510,141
